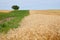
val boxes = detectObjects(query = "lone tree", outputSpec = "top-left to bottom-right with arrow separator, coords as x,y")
12,5 -> 19,10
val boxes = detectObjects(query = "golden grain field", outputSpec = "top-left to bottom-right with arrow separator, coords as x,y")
0,10 -> 60,40
0,10 -> 11,13
30,10 -> 60,15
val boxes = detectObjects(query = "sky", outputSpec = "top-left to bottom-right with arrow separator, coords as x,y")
0,0 -> 60,10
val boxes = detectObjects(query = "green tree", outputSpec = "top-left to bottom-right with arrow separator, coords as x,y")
12,5 -> 19,10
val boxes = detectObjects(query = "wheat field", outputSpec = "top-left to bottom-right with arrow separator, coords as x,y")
0,10 -> 60,40
30,10 -> 60,15
0,10 -> 11,13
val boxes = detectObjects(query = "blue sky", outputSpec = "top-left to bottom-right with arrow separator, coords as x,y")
0,0 -> 60,10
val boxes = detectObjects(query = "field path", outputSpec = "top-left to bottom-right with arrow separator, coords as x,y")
0,17 -> 15,24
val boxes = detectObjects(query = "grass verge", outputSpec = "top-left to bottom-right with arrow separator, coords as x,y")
0,10 -> 29,33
